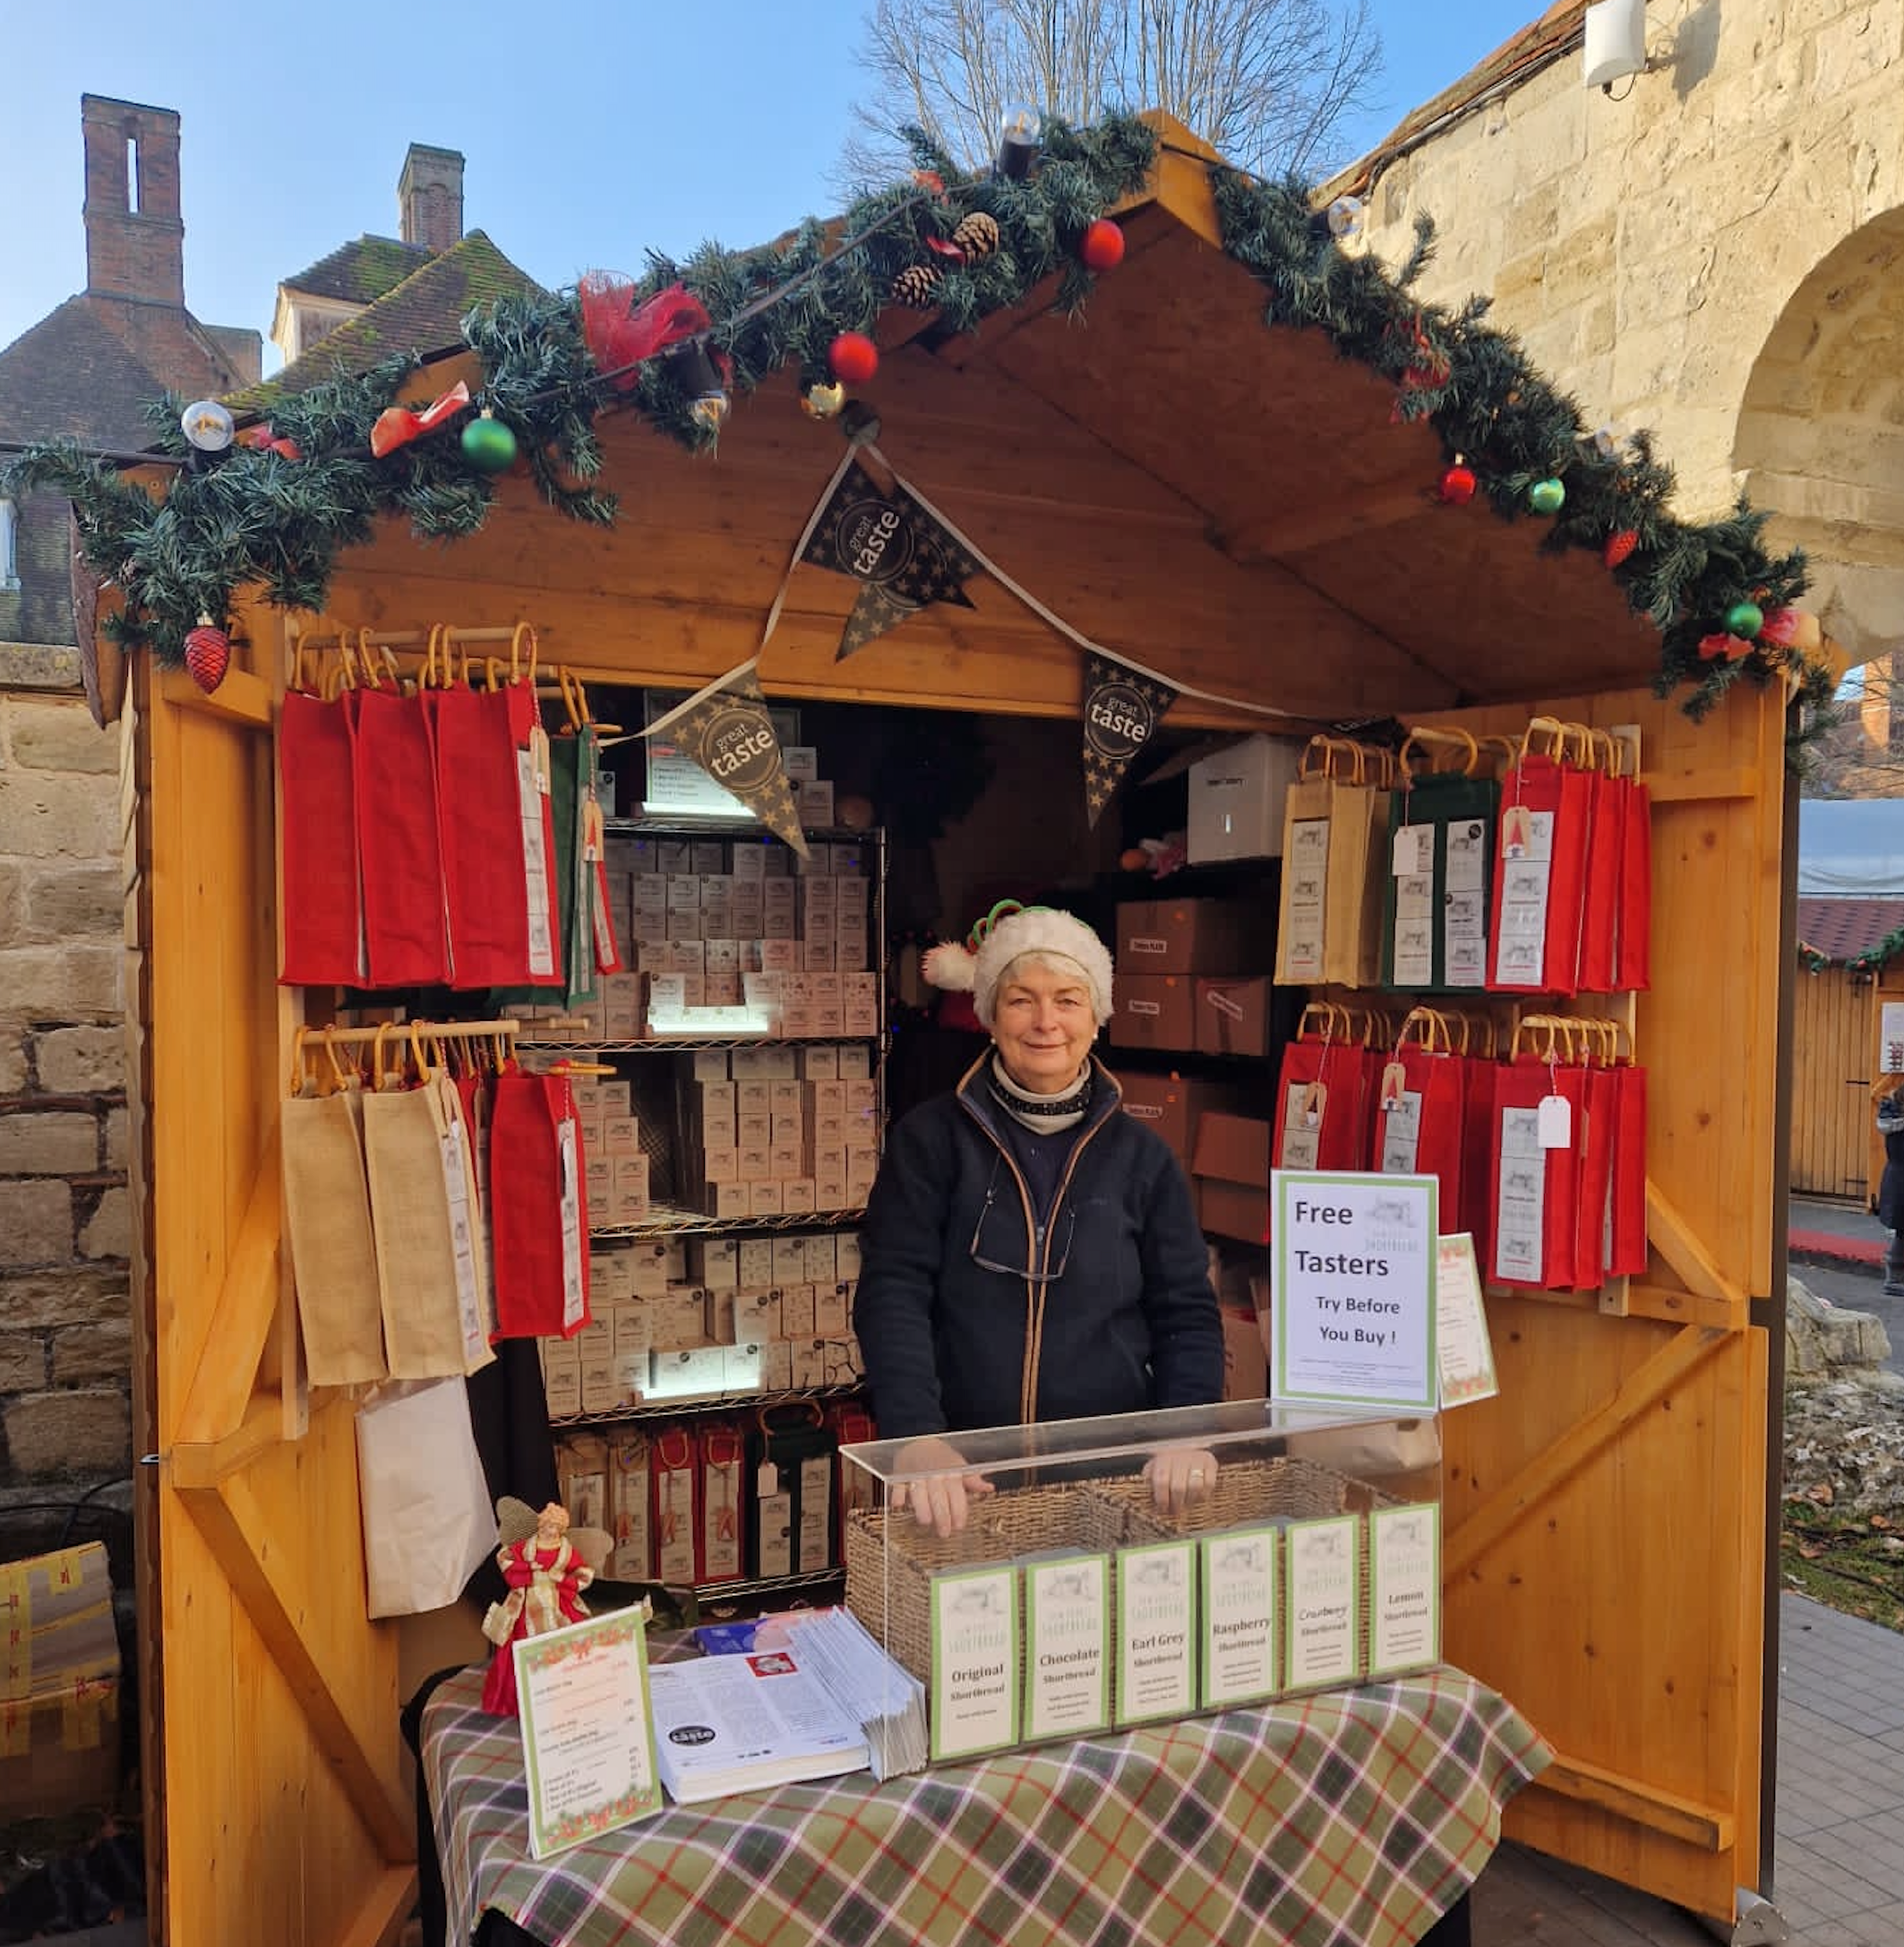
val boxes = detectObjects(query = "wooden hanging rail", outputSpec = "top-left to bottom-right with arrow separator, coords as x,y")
307,1018 -> 520,1047
285,624 -> 527,652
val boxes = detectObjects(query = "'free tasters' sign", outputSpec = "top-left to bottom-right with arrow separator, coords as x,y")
1270,1171 -> 1437,1411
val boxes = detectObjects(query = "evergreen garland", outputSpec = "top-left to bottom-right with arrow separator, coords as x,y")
0,111 -> 1836,733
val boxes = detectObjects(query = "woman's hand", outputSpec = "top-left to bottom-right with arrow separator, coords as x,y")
891,1435 -> 995,1539
1142,1446 -> 1219,1521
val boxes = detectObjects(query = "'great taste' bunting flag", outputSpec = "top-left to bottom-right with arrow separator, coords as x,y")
1082,650 -> 1179,828
640,660 -> 809,858
800,459 -> 981,660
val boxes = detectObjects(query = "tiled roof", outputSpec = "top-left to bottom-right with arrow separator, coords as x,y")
230,230 -> 544,412
0,295 -> 250,448
1325,3 -> 1586,193
1797,897 -> 1904,966
279,234 -> 434,304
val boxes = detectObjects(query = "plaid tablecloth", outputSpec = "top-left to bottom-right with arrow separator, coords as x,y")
422,1662 -> 1548,1947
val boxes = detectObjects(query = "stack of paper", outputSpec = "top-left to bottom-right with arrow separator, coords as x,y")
779,1607 -> 929,1780
647,1649 -> 870,1804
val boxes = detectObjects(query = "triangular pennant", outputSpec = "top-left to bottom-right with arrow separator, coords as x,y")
1081,651 -> 1179,828
640,660 -> 809,858
800,459 -> 980,660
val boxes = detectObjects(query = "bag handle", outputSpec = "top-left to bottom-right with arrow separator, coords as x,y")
1399,726 -> 1479,781
1523,716 -> 1568,760
510,622 -> 540,688
1396,1007 -> 1451,1055
1478,733 -> 1522,774
1297,1000 -> 1350,1044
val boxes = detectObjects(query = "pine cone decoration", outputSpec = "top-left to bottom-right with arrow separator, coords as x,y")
890,263 -> 943,311
183,615 -> 231,693
951,211 -> 1000,261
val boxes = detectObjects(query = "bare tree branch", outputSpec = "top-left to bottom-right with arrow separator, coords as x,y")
838,0 -> 1384,187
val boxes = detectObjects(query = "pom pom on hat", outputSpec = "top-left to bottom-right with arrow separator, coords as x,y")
921,901 -> 1113,1029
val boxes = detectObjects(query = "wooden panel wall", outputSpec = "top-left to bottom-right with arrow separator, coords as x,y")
1423,682 -> 1783,1924
143,623 -> 411,1947
1789,970 -> 1874,1200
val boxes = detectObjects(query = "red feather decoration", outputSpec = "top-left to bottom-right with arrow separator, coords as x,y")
578,274 -> 714,390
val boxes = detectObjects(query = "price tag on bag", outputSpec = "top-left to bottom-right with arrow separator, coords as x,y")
1392,824 -> 1434,878
1537,1094 -> 1572,1149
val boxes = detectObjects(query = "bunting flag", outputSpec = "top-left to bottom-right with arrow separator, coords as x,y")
639,660 -> 809,858
1082,651 -> 1179,828
800,459 -> 981,660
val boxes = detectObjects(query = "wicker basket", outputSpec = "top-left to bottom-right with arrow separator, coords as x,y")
1089,1456 -> 1401,1688
845,1480 -> 1136,1682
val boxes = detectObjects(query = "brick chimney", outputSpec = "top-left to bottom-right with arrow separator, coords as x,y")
81,94 -> 184,305
399,144 -> 465,253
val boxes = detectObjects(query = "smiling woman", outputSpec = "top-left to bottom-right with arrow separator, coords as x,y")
853,904 -> 1223,1536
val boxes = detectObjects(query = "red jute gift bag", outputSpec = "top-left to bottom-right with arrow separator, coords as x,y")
279,641 -> 365,987
1272,1004 -> 1372,1171
351,644 -> 450,986
1374,1008 -> 1469,1220
1488,1018 -> 1586,1291
1566,1023 -> 1618,1291
489,1064 -> 591,1341
1605,1034 -> 1650,1277
429,626 -> 562,991
1488,719 -> 1592,999
1574,730 -> 1623,996
1614,737 -> 1653,992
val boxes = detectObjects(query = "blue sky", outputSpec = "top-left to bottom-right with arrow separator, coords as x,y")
0,0 -> 1544,369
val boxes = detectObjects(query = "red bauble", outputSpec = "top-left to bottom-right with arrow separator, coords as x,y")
828,332 -> 879,386
1437,463 -> 1478,505
184,616 -> 230,693
1078,219 -> 1126,272
1603,528 -> 1639,569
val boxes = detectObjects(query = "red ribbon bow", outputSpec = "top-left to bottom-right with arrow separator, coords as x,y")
578,275 -> 715,391
368,380 -> 472,459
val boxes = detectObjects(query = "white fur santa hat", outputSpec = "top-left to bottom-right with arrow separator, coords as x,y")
922,902 -> 1114,1029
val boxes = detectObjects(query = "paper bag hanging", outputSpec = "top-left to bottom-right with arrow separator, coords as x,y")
280,1032 -> 387,1386
1272,1004 -> 1373,1171
1274,737 -> 1394,991
650,1426 -> 699,1587
489,1066 -> 593,1341
1612,734 -> 1652,992
349,642 -> 451,987
359,1029 -> 497,1379
1564,1021 -> 1617,1291
433,627 -> 564,991
1487,719 -> 1592,998
1381,728 -> 1501,993
355,1378 -> 499,1617
1606,1040 -> 1649,1277
1456,1014 -> 1503,1272
1373,1008 -> 1469,1222
279,642 -> 365,987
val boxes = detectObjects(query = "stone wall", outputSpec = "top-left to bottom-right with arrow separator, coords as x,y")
0,663 -> 130,1558
1346,0 -> 1904,658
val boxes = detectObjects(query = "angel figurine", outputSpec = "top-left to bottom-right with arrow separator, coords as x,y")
480,1499 -> 600,1717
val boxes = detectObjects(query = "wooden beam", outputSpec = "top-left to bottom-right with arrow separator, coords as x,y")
157,663 -> 273,729
171,1393 -> 286,1490
1643,766 -> 1762,804
331,1866 -> 418,1947
1445,1325 -> 1727,1577
1535,1754 -> 1736,1853
174,1133 -> 283,1445
176,1478 -> 411,1862
1625,1281 -> 1749,1332
1645,1181 -> 1750,1309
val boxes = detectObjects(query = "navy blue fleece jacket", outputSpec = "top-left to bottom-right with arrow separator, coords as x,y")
853,1057 -> 1222,1437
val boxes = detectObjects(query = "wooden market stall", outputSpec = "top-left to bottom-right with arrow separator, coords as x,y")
97,118 -> 1814,1944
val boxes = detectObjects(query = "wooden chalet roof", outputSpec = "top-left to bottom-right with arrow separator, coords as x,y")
272,120 -> 1678,726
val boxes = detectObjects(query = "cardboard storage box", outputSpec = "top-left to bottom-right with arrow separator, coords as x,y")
0,1540 -> 122,1821
1115,896 -> 1265,975
1186,733 -> 1304,863
1113,1069 -> 1248,1171
1111,974 -> 1196,1051
1192,1111 -> 1273,1242
1195,975 -> 1275,1059
1220,1304 -> 1269,1402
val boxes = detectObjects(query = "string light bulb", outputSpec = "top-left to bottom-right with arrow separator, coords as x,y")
181,400 -> 235,452
997,104 -> 1042,179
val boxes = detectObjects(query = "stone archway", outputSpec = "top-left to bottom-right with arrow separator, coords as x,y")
1734,207 -> 1904,680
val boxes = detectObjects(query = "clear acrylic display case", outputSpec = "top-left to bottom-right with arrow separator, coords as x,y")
839,1400 -> 1444,1761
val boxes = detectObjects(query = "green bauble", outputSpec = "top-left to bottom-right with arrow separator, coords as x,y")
460,412 -> 519,473
1724,600 -> 1764,640
1529,476 -> 1565,515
